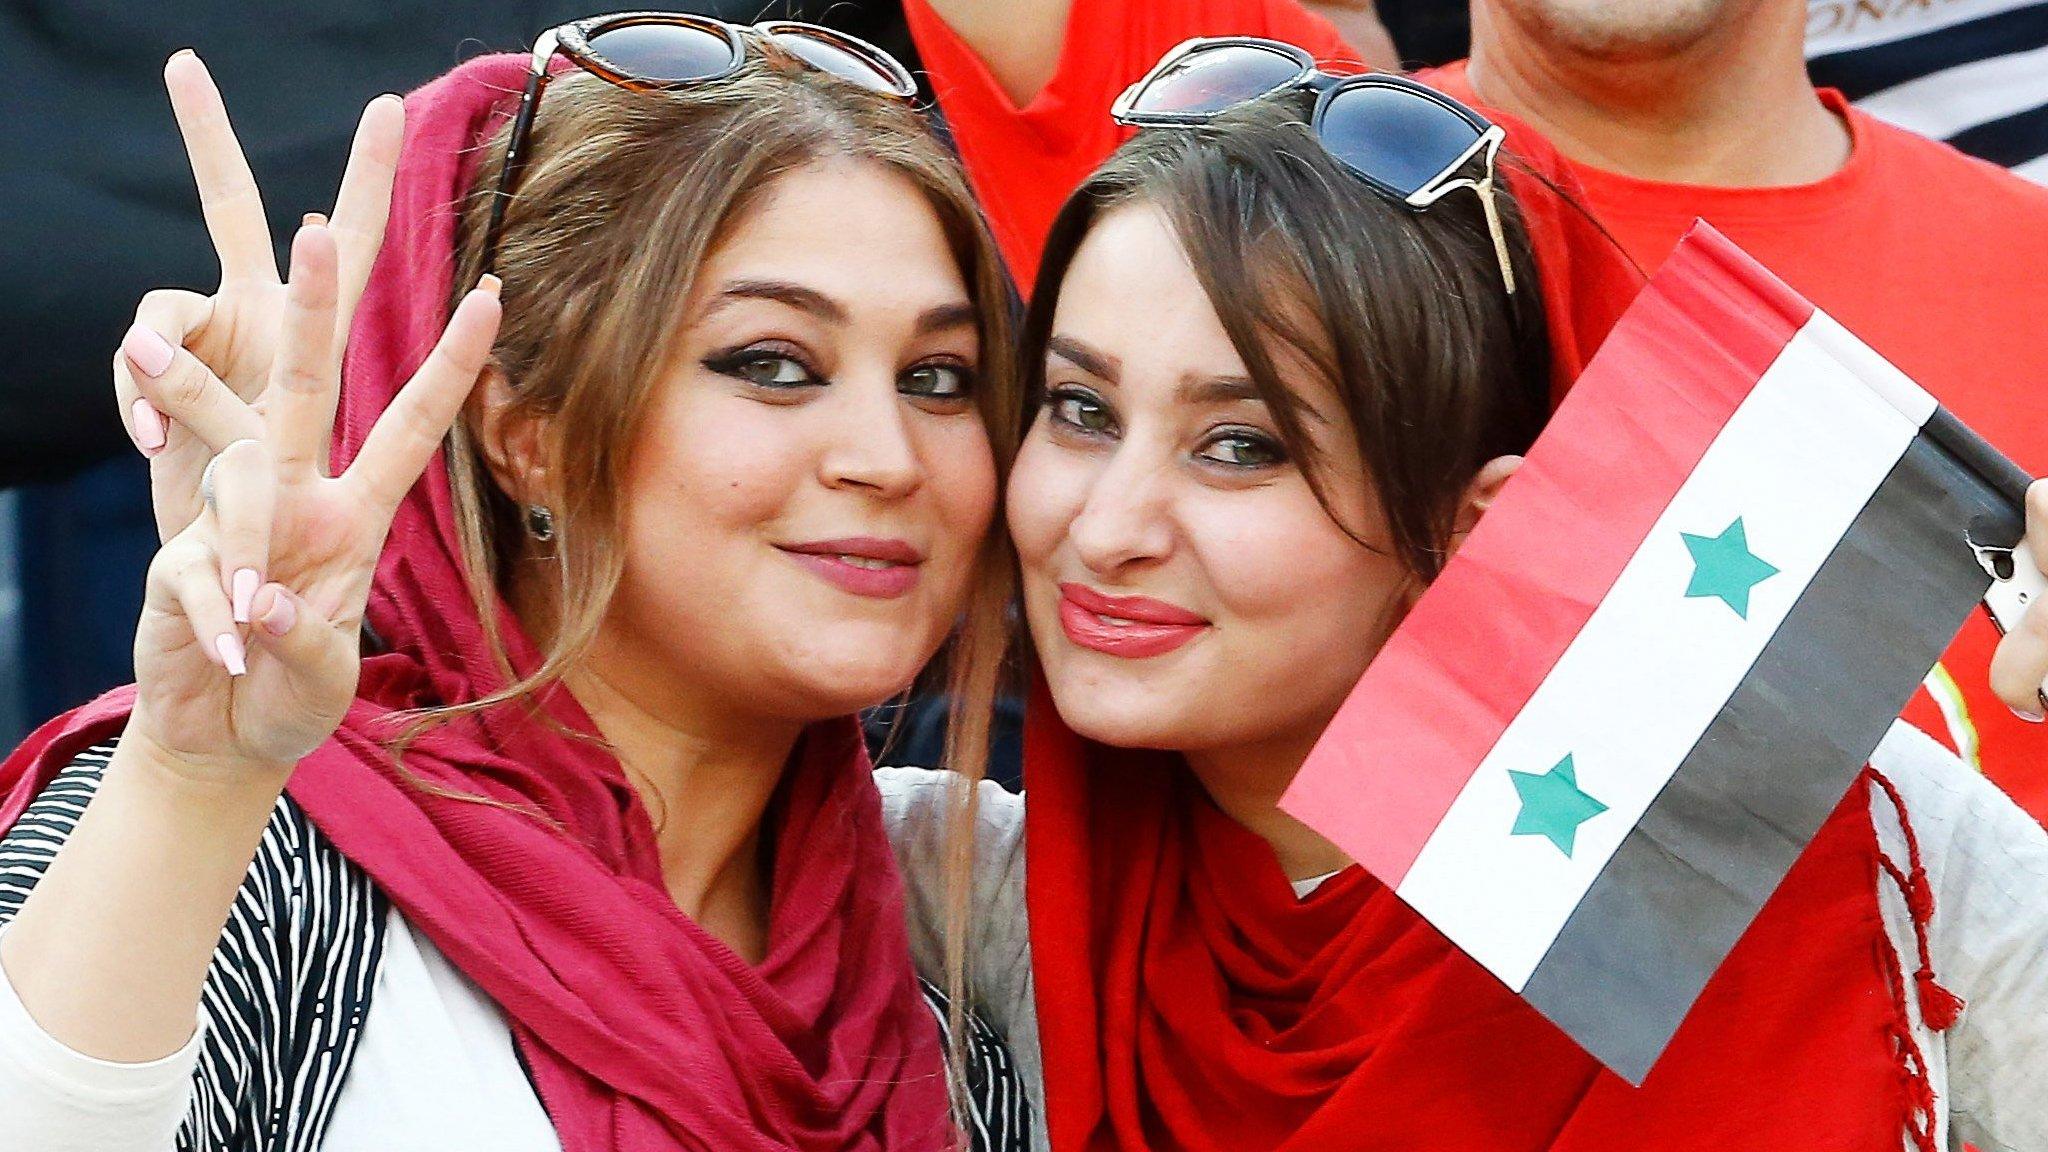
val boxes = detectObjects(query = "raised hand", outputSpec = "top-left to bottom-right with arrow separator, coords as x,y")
1990,480 -> 2048,722
116,50 -> 402,542
123,219 -> 501,777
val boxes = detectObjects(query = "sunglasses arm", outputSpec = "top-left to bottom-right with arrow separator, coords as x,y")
479,30 -> 562,274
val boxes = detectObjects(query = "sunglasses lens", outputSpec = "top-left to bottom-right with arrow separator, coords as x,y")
1131,43 -> 1303,116
585,21 -> 737,83
770,32 -> 908,94
1319,83 -> 1483,198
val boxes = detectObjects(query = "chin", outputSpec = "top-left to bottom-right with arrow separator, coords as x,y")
1044,666 -> 1208,753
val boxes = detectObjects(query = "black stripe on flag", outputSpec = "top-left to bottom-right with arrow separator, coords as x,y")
1807,5 -> 2048,102
1517,427 -> 2018,1085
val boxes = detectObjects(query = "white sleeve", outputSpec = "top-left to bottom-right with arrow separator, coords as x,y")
0,928 -> 202,1152
1869,722 -> 2048,1152
872,766 -> 1041,1138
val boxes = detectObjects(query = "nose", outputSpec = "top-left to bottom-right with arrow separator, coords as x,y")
818,372 -> 924,499
1067,435 -> 1175,576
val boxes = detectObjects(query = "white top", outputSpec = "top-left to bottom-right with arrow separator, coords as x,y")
0,910 -> 558,1152
877,720 -> 2048,1152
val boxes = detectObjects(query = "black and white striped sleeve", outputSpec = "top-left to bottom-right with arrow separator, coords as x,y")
0,739 -> 389,1152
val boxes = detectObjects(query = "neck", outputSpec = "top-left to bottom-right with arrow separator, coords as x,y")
566,646 -> 804,965
1465,3 -> 1851,187
1184,734 -> 1351,884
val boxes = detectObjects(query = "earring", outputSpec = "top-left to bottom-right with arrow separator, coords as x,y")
524,504 -> 555,542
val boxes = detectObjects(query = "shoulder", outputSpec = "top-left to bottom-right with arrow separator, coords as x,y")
1850,108 -> 2048,214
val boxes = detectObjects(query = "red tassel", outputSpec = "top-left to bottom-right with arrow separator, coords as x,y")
1915,969 -> 1965,1032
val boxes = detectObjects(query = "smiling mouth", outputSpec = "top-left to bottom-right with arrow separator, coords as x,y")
1057,582 -> 1210,658
777,539 -> 924,600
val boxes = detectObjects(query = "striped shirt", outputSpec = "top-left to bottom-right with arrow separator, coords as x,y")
0,741 -> 1028,1152
1807,0 -> 2048,182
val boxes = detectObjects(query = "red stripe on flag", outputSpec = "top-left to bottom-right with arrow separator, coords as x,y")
1281,223 -> 1816,887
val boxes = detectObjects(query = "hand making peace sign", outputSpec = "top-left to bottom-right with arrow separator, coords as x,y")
117,55 -> 501,780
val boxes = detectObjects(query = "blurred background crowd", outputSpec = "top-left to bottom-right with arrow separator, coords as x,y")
1,0 -> 2043,752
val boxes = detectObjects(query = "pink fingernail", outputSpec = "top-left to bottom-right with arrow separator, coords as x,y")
2011,705 -> 2045,724
122,324 -> 175,378
258,591 -> 296,637
130,398 -> 167,453
216,632 -> 247,677
232,568 -> 260,624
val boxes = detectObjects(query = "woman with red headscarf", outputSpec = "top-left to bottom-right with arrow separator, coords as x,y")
874,4 -> 2048,1151
0,23 -> 1027,1152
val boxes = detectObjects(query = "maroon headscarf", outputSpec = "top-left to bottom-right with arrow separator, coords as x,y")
2,54 -> 953,1152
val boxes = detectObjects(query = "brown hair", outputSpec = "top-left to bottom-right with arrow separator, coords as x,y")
417,48 -> 1014,1132
1023,92 -> 1552,593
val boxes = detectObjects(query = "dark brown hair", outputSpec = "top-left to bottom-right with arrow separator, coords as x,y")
1022,91 -> 1552,585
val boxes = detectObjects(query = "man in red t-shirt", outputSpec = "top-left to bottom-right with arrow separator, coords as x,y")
1425,0 -> 2048,815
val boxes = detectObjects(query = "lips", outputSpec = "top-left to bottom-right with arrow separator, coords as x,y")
779,537 -> 924,599
1057,582 -> 1210,658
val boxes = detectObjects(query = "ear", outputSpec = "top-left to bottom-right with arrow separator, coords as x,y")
1394,455 -> 1523,614
466,364 -> 550,507
1447,454 -> 1522,556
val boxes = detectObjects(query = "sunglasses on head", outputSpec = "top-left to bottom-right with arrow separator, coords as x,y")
481,10 -> 919,273
1112,37 -> 1517,295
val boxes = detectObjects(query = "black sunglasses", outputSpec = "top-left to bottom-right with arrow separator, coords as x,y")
481,11 -> 919,272
1112,37 -> 1516,294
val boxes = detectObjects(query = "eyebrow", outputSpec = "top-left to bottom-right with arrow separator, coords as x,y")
1047,335 -> 1121,383
706,279 -> 978,337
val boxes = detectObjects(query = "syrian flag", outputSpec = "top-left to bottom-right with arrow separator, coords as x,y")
1279,222 -> 2032,1084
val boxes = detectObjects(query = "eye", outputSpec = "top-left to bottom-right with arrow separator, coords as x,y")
1195,427 -> 1286,469
1047,385 -> 1116,436
902,360 -> 977,400
703,345 -> 822,389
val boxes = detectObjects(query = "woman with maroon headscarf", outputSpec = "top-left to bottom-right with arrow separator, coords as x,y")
0,22 -> 1026,1152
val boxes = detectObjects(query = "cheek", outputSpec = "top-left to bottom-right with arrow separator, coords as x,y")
1005,427 -> 1087,575
922,417 -> 999,554
1188,489 -> 1407,683
619,390 -> 806,564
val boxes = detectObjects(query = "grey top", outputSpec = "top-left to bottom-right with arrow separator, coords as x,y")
877,720 -> 2048,1152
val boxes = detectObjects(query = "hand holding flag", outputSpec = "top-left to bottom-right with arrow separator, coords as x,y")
1280,222 -> 2035,1084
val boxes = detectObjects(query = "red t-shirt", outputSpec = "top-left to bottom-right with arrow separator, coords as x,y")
1428,61 -> 2048,814
901,0 -> 1356,288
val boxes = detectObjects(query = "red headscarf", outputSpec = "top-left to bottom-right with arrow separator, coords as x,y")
1,55 -> 952,1152
1017,109 -> 1930,1152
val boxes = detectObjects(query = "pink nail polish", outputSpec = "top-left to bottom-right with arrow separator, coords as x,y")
130,398 -> 167,453
232,568 -> 260,624
122,324 -> 175,379
259,591 -> 296,637
216,633 -> 247,677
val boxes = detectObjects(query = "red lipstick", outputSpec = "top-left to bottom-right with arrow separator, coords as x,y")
1057,582 -> 1210,658
779,537 -> 923,599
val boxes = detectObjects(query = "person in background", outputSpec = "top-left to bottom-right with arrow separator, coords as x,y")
1432,0 -> 2048,813
1806,0 -> 2048,185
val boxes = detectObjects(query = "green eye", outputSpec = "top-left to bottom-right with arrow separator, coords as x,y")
904,362 -> 975,398
703,347 -> 821,389
1050,389 -> 1114,434
1197,430 -> 1285,468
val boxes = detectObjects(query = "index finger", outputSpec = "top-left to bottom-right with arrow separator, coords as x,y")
165,50 -> 278,286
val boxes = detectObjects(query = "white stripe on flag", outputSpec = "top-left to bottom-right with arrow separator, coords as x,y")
1855,45 -> 2048,140
1393,319 -> 1927,991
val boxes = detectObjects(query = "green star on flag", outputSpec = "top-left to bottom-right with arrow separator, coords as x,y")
1509,754 -> 1607,857
1681,517 -> 1778,618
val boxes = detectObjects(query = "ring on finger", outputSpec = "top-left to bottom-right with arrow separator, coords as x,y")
198,439 -> 260,513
